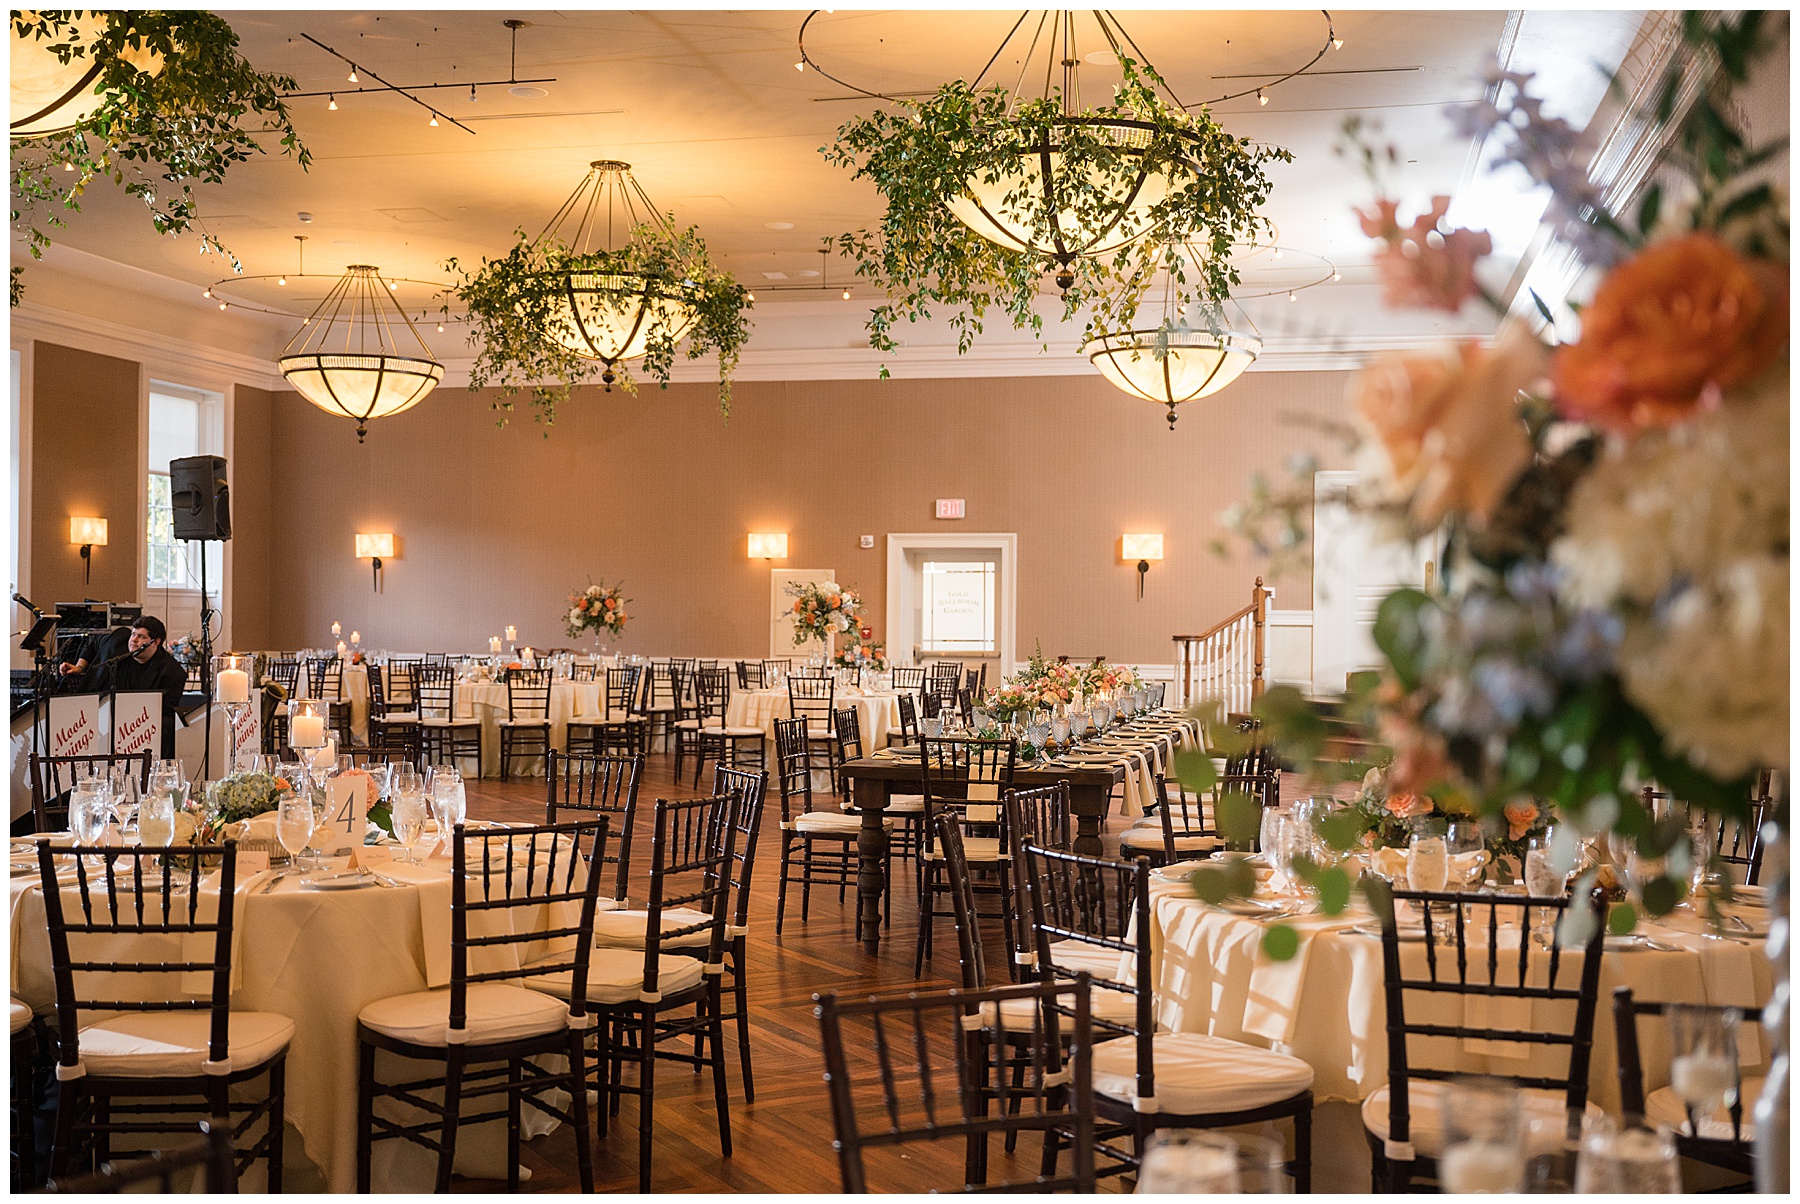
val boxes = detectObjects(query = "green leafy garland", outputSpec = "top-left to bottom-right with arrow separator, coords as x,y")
446,221 -> 752,429
822,60 -> 1288,365
10,10 -> 308,305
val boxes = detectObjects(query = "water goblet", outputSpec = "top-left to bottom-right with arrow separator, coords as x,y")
1138,1130 -> 1283,1193
392,790 -> 430,865
1440,1076 -> 1525,1193
136,788 -> 176,849
1667,1005 -> 1741,1123
277,791 -> 315,873
1574,1115 -> 1681,1192
1407,834 -> 1450,893
1049,715 -> 1070,749
71,785 -> 110,848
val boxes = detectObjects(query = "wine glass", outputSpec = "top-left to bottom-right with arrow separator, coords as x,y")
1407,834 -> 1450,893
392,789 -> 429,865
1445,820 -> 1486,889
136,788 -> 176,849
109,771 -> 141,842
1525,834 -> 1573,945
1440,1077 -> 1526,1193
70,785 -> 110,848
1667,1005 -> 1741,1124
1574,1115 -> 1681,1192
277,791 -> 315,873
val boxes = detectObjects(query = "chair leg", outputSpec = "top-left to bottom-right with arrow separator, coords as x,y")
733,947 -> 755,1104
913,862 -> 934,976
709,990 -> 733,1159
567,1032 -> 595,1193
355,1040 -> 375,1192
637,1011 -> 657,1193
48,1079 -> 78,1179
801,841 -> 814,923
1292,1097 -> 1313,1193
506,1057 -> 522,1193
436,1048 -> 465,1194
775,840 -> 793,936
266,1057 -> 286,1192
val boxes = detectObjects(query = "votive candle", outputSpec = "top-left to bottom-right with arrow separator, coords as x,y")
216,668 -> 250,704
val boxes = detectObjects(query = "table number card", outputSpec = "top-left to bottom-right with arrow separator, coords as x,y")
319,775 -> 367,855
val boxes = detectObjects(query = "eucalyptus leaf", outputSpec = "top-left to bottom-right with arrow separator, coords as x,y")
1261,923 -> 1300,962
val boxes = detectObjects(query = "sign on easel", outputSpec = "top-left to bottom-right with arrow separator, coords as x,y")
46,694 -> 102,758
230,691 -> 262,769
109,692 -> 162,758
319,774 -> 367,854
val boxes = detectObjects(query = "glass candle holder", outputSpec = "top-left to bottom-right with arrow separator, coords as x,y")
214,653 -> 254,705
287,697 -> 329,750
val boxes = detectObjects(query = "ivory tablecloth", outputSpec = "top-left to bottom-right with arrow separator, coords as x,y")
726,688 -> 903,750
10,840 -> 585,1191
1143,871 -> 1774,1111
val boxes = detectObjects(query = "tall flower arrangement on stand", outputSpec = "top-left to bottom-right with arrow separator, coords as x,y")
565,582 -> 630,646
1191,14 -> 1786,964
786,580 -> 862,654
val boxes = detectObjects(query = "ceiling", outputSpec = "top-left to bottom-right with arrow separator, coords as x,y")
13,8 -> 1658,375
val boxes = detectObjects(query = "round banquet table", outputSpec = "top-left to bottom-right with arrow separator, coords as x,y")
10,837 -> 584,1191
1142,866 -> 1775,1112
725,687 -> 902,750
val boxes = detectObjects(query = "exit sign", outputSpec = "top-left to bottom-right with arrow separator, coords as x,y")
935,498 -> 965,520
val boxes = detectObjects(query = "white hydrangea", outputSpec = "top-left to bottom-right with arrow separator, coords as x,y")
1552,366 -> 1788,776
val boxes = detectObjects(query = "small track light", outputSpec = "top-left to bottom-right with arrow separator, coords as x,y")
348,67 -> 358,83
428,112 -> 439,127
1257,89 -> 1268,106
328,94 -> 338,111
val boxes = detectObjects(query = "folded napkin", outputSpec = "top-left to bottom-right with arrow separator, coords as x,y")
369,860 -> 455,986
1243,912 -> 1367,1043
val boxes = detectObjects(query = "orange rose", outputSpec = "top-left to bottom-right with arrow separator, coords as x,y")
1383,792 -> 1433,820
1552,233 -> 1788,430
1358,195 -> 1493,313
1353,323 -> 1544,526
1503,798 -> 1540,841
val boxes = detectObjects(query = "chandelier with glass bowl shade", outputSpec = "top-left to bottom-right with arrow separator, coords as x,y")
815,10 -> 1321,359
447,160 -> 751,428
278,265 -> 443,443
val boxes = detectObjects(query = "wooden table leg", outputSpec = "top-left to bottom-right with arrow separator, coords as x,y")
853,777 -> 890,954
1070,783 -> 1107,858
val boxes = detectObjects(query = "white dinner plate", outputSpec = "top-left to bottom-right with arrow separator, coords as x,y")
299,870 -> 380,890
1150,860 -> 1213,881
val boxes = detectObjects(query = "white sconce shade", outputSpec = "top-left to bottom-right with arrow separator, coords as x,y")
69,516 -> 109,546
354,532 -> 395,560
1121,533 -> 1164,562
748,532 -> 788,559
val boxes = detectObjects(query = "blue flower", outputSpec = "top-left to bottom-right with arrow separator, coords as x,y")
1552,609 -> 1623,680
1472,657 -> 1556,725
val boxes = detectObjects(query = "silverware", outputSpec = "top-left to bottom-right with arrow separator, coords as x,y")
256,871 -> 286,895
1727,913 -> 1754,932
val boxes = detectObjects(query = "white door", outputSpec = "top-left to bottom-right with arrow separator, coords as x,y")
771,568 -> 835,659
884,534 -> 1017,677
1311,470 -> 1439,695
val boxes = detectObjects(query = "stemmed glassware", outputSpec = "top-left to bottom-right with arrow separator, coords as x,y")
1406,833 -> 1450,892
70,779 -> 110,850
1667,1005 -> 1741,1124
1440,1077 -> 1526,1193
1574,1115 -> 1681,1192
392,788 -> 430,865
1525,831 -> 1575,945
277,789 -> 315,875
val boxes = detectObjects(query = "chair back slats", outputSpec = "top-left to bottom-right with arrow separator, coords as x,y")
711,765 -> 769,930
642,793 -> 739,995
787,674 -> 834,730
1019,844 -> 1146,1029
833,707 -> 864,763
308,654 -> 343,700
735,660 -> 766,689
416,664 -> 457,719
814,976 -> 1096,1193
890,665 -> 925,696
266,657 -> 300,695
604,666 -> 642,719
772,717 -> 819,820
692,666 -> 733,725
895,693 -> 920,747
1376,886 -> 1608,1148
917,736 -> 1017,859
545,750 -> 642,904
30,751 -> 152,832
39,844 -> 238,1071
449,819 -> 605,1023
386,658 -> 421,707
506,667 -> 552,721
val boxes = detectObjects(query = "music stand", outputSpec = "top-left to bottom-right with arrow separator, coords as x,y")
19,613 -> 58,763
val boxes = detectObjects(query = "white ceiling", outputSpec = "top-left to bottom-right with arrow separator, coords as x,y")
12,8 -> 1657,377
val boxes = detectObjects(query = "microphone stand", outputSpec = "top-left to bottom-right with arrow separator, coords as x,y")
195,541 -> 217,781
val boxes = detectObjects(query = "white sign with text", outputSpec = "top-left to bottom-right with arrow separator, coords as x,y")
109,692 -> 163,757
46,694 -> 102,759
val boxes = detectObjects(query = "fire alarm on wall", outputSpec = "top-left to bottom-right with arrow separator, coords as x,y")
860,626 -> 873,639
935,499 -> 965,520
859,535 -> 874,548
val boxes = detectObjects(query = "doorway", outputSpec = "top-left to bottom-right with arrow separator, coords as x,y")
884,533 -> 1017,677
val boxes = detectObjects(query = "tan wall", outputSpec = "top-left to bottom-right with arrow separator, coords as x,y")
229,385 -> 277,649
30,342 -> 140,606
265,371 -> 1352,663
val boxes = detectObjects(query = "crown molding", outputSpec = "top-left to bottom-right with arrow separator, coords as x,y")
9,302 -> 288,392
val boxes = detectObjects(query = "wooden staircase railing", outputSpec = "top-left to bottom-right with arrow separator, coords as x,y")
1171,578 -> 1269,714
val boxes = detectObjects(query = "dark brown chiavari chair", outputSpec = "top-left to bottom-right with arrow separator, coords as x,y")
498,667 -> 552,780
1365,886 -> 1607,1191
38,842 -> 289,1187
416,665 -> 481,775
1119,773 -> 1231,866
43,1120 -> 236,1194
568,666 -> 647,758
830,706 -> 864,797
364,664 -> 422,767
1718,771 -> 1775,886
772,717 -> 890,935
813,973 -> 1098,1193
1614,987 -> 1760,1182
545,751 -> 643,908
548,793 -> 737,1192
28,751 -> 151,834
263,657 -> 300,751
569,661 -> 599,683
385,658 -> 423,711
708,766 -> 768,1103
890,664 -> 926,697
786,672 -> 838,769
914,736 -> 1017,976
355,820 -> 605,1193
894,691 -> 922,747
1021,843 -> 1315,1190
734,659 -> 766,689
686,667 -> 764,788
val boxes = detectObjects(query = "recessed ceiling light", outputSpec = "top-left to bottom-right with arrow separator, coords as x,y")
509,85 -> 549,99
761,271 -> 789,281
1082,50 -> 1117,65
796,270 -> 820,279
764,221 -> 795,230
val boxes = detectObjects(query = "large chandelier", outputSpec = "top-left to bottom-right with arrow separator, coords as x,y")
278,265 -> 443,443
10,11 -> 161,138
1082,325 -> 1260,429
535,161 -> 700,388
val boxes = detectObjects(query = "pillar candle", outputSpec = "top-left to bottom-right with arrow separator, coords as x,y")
336,640 -> 347,656
505,625 -> 517,642
216,668 -> 250,704
489,636 -> 502,653
331,621 -> 342,636
290,714 -> 326,749
349,631 -> 361,646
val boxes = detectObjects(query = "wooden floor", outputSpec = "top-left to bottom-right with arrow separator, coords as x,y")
442,750 -> 1370,1194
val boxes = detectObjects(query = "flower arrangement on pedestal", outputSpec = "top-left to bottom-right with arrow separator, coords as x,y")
832,638 -> 887,673
786,580 -> 862,650
566,581 -> 630,645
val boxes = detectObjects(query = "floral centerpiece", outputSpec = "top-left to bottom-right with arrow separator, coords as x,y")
184,769 -> 293,844
1008,645 -> 1081,709
1080,660 -> 1139,698
167,633 -> 203,674
786,580 -> 862,650
982,680 -> 1042,725
833,638 -> 887,673
566,581 -> 630,647
1345,763 -> 1548,869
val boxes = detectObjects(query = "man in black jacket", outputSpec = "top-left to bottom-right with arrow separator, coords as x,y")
98,615 -> 188,758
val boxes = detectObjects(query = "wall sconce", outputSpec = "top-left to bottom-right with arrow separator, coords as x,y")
355,532 -> 395,592
69,517 -> 108,585
1121,533 -> 1164,600
748,532 -> 788,560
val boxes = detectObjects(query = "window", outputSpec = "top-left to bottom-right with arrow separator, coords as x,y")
146,383 -> 223,592
919,560 -> 996,655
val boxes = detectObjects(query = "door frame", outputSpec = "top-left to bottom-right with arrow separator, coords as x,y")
884,533 -> 1018,677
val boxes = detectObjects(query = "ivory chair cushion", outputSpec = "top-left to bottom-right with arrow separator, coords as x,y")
884,793 -> 926,814
591,907 -> 714,949
498,718 -> 550,728
983,988 -> 1139,1029
1119,828 -> 1223,853
1047,939 -> 1135,982
78,1011 -> 294,1077
524,948 -> 706,1005
794,812 -> 890,835
11,998 -> 31,1034
1092,1031 -> 1315,1114
1360,1081 -> 1604,1157
700,725 -> 765,738
1129,807 -> 1211,830
926,836 -> 1005,862
359,983 -> 568,1047
1645,1078 -> 1764,1141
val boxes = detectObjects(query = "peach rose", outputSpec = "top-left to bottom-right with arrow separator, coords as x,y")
1503,798 -> 1540,841
1358,195 -> 1493,313
1353,322 -> 1545,527
1552,233 -> 1788,431
1382,792 -> 1433,820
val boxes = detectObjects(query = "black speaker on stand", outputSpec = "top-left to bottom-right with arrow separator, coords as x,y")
169,455 -> 231,777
